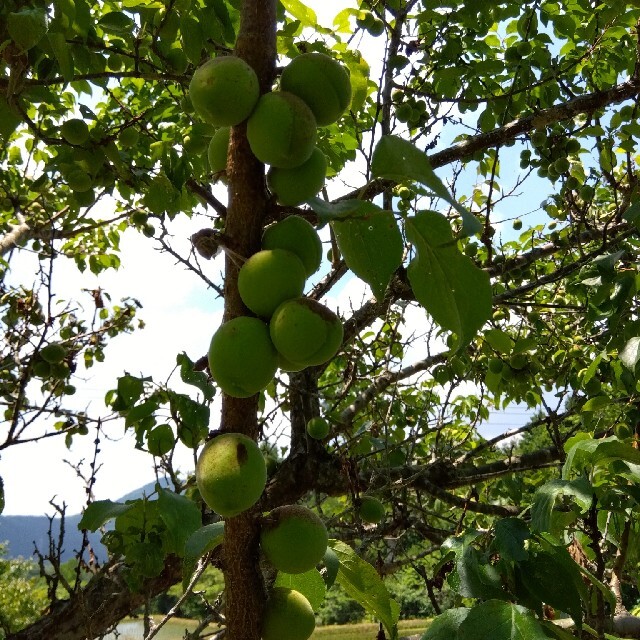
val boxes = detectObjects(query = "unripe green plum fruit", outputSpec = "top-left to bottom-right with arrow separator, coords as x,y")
66,170 -> 93,193
61,118 -> 90,145
196,432 -> 267,517
73,187 -> 95,207
306,416 -> 330,439
267,147 -> 327,206
262,588 -> 315,640
189,56 -> 259,126
32,359 -> 51,378
208,316 -> 278,397
238,249 -> 307,318
359,495 -> 385,523
207,127 -> 231,174
509,353 -> 528,370
280,52 -> 352,126
260,505 -> 328,573
367,17 -> 385,36
270,298 -> 343,368
118,127 -> 139,149
615,423 -> 633,439
553,156 -> 570,173
262,215 -> 322,277
488,357 -> 504,374
512,218 -> 522,230
40,343 -> 67,364
246,91 -> 317,168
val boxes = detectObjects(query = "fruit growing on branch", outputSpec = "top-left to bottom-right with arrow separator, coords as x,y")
246,92 -> 317,168
260,505 -> 328,574
60,118 -> 90,145
262,587 -> 316,640
208,316 -> 278,398
358,495 -> 385,524
280,52 -> 351,125
207,127 -> 231,175
267,147 -> 327,206
237,249 -> 306,318
188,56 -> 260,127
306,416 -> 330,439
261,215 -> 323,277
195,432 -> 267,517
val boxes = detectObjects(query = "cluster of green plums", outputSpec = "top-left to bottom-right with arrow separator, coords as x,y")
521,127 -> 582,183
189,51 -> 352,205
208,215 -> 343,398
195,432 -> 331,640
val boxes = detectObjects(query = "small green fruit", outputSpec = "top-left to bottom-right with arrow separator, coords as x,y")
238,249 -> 307,318
118,127 -> 140,149
267,147 -> 327,206
512,218 -> 523,231
189,56 -> 260,127
262,215 -> 322,277
261,505 -> 328,573
509,353 -> 528,370
553,157 -> 570,173
246,91 -> 317,168
262,588 -> 315,640
270,298 -> 343,369
196,433 -> 267,517
207,127 -> 231,174
488,358 -> 504,374
40,343 -> 67,364
61,118 -> 90,145
66,170 -> 93,193
32,359 -> 51,378
306,416 -> 330,439
208,316 -> 278,397
73,188 -> 96,207
280,52 -> 352,126
359,496 -> 385,523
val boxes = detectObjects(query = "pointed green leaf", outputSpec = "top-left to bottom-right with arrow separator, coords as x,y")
330,203 -> 403,300
620,337 -> 640,371
420,608 -> 469,639
329,540 -> 400,639
275,569 -> 327,609
371,135 -> 481,236
182,523 -> 224,589
563,435 -> 640,479
177,352 -> 215,401
47,31 -> 74,82
180,15 -> 204,64
493,518 -> 530,562
531,478 -> 592,533
405,211 -> 491,350
0,96 -> 22,140
157,489 -> 201,556
98,11 -> 134,34
458,600 -> 548,640
78,500 -> 134,531
280,0 -> 317,26
8,8 -> 48,51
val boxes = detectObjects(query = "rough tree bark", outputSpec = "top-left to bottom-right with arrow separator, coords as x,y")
218,2 -> 277,640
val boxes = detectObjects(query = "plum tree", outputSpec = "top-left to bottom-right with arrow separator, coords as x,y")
188,56 -> 260,127
208,316 -> 278,397
261,215 -> 322,277
237,249 -> 307,318
267,147 -> 327,206
207,127 -> 231,175
260,504 -> 328,574
306,416 -> 330,439
270,298 -> 343,369
358,496 -> 385,524
262,587 -> 315,640
246,92 -> 317,168
60,118 -> 90,145
196,432 -> 267,517
280,52 -> 351,126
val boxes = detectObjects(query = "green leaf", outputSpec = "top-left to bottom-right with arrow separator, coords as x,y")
47,31 -> 74,82
563,436 -> 640,479
405,211 -> 492,350
492,518 -> 530,562
330,203 -> 403,300
275,569 -> 327,609
147,424 -> 175,456
182,523 -> 224,589
329,540 -> 400,639
371,135 -> 482,237
518,549 -> 583,627
116,374 -> 144,409
177,352 -> 215,401
452,544 -> 505,600
420,608 -> 469,639
98,11 -> 135,34
457,600 -> 548,640
483,328 -> 513,353
0,96 -> 22,140
280,0 -> 317,26
581,396 -> 611,412
157,489 -> 201,556
78,500 -> 133,531
530,478 -> 592,533
8,9 -> 48,51
126,541 -> 165,578
344,55 -> 370,113
620,337 -> 640,370
180,15 -> 204,64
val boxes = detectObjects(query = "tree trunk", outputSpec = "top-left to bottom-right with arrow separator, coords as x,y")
219,2 -> 277,639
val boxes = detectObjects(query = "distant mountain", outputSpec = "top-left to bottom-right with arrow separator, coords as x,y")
0,479 -> 171,561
